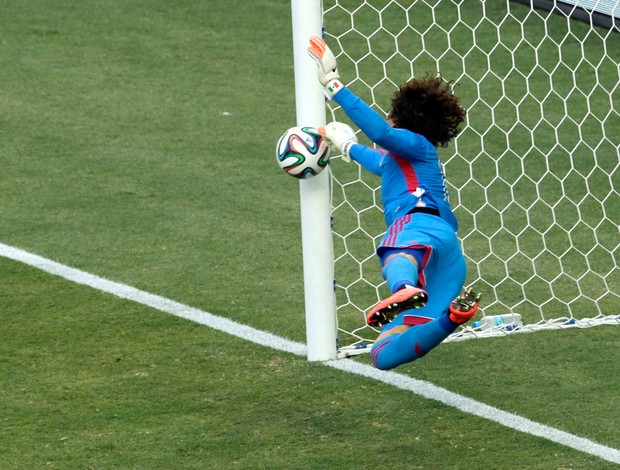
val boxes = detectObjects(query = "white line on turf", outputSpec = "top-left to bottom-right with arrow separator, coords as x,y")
1,241 -> 619,465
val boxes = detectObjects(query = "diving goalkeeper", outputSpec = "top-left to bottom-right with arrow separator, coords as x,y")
308,36 -> 481,370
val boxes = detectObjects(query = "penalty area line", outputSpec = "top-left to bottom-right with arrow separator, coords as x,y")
1,241 -> 619,466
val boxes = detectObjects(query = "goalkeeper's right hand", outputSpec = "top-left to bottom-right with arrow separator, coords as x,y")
319,122 -> 358,162
307,35 -> 343,100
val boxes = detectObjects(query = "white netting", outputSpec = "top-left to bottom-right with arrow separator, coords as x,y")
321,0 -> 620,355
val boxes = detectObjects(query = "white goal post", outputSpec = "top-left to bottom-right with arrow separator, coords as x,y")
290,0 -> 338,361
291,0 -> 619,360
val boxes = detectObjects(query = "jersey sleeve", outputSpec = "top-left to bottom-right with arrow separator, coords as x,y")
348,144 -> 384,176
334,87 -> 432,161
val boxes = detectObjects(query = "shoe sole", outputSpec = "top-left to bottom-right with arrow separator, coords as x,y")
366,289 -> 428,326
448,289 -> 481,324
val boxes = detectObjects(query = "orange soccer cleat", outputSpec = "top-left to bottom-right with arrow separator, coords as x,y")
448,287 -> 481,324
366,286 -> 428,327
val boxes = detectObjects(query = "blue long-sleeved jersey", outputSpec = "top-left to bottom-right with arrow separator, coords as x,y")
333,87 -> 458,232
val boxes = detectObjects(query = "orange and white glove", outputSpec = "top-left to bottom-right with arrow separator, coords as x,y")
307,35 -> 343,100
319,122 -> 357,162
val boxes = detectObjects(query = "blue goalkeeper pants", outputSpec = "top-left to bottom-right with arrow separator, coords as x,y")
371,213 -> 466,370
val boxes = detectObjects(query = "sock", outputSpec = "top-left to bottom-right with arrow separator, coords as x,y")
382,255 -> 419,293
370,315 -> 458,370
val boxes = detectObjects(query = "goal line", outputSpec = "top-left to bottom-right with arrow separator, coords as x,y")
1,241 -> 619,465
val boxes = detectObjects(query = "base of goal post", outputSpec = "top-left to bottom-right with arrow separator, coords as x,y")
336,314 -> 620,359
446,315 -> 620,343
337,341 -> 374,359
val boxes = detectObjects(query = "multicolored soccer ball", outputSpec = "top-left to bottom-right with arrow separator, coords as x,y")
276,126 -> 330,179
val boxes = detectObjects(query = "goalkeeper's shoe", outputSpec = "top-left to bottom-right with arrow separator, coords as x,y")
448,287 -> 481,324
366,286 -> 428,327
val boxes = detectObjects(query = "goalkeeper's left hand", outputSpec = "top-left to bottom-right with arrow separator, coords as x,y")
307,35 -> 343,100
319,122 -> 358,162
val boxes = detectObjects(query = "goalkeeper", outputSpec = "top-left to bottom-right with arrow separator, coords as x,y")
308,35 -> 481,370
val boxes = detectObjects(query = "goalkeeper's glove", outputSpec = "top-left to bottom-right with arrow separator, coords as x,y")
319,122 -> 358,162
307,35 -> 344,100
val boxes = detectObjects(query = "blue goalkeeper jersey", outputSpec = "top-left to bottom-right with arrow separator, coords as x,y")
333,87 -> 458,232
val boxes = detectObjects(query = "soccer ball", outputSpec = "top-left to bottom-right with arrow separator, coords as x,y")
276,126 -> 330,179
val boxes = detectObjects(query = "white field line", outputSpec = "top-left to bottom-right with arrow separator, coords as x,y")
1,241 -> 619,466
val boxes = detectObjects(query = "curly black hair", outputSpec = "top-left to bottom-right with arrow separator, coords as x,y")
388,75 -> 466,148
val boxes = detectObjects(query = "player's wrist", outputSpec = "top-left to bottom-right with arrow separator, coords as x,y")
323,79 -> 343,100
341,140 -> 355,162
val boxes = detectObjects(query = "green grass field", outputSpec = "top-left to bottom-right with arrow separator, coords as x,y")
1,1 -> 619,468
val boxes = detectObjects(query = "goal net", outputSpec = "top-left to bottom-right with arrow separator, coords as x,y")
319,0 -> 620,356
